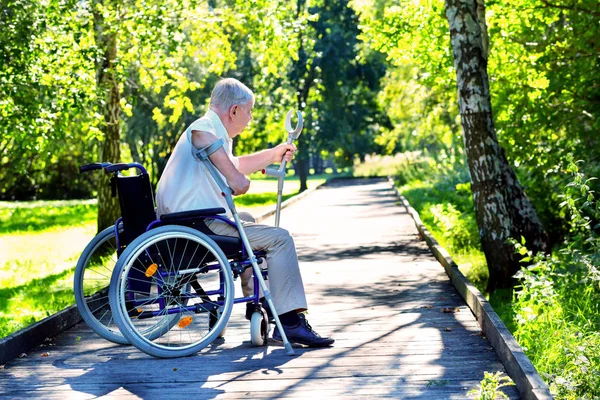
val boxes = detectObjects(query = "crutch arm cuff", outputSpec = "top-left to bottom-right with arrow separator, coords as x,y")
196,138 -> 224,160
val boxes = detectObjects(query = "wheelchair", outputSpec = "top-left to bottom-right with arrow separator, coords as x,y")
75,160 -> 295,358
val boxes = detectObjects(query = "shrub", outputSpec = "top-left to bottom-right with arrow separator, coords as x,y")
512,156 -> 600,399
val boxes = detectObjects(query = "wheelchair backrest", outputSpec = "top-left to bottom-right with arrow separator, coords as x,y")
115,173 -> 156,247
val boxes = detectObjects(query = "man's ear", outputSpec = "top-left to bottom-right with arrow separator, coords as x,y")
230,105 -> 237,117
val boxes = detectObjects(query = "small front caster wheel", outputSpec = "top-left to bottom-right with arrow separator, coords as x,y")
250,309 -> 269,346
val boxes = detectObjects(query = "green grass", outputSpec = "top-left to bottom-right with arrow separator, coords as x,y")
0,200 -> 97,233
0,172 -> 333,339
0,217 -> 97,338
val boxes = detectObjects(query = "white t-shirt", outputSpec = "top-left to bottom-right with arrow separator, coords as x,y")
156,109 -> 239,219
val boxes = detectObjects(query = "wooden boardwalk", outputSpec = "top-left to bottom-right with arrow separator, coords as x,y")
0,178 -> 519,399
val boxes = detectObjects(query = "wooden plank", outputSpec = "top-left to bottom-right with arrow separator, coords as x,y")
2,382 -> 521,400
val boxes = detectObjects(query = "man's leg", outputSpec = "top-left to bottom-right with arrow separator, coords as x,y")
237,212 -> 263,298
206,219 -> 333,347
206,219 -> 307,315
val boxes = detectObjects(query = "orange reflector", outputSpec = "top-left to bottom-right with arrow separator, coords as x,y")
178,316 -> 193,328
145,263 -> 158,278
137,308 -> 143,314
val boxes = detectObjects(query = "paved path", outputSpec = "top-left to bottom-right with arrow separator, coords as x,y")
0,178 -> 519,399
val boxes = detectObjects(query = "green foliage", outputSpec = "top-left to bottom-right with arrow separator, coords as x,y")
355,0 -> 600,246
0,0 -> 99,200
396,158 -> 488,290
511,158 -> 600,398
354,0 -> 460,157
484,0 -> 600,245
2,0 -> 387,200
392,151 -> 436,186
352,152 -> 422,178
468,372 -> 515,400
430,203 -> 474,251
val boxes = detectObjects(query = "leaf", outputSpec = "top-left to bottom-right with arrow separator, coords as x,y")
441,307 -> 459,313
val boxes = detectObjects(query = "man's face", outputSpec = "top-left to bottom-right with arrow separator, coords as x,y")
230,101 -> 253,136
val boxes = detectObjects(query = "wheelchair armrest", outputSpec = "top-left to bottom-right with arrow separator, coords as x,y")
160,208 -> 227,222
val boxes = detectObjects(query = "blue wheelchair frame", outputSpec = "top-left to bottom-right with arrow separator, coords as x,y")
80,159 -> 294,356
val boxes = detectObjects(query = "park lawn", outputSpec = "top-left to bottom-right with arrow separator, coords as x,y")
0,174 -> 329,339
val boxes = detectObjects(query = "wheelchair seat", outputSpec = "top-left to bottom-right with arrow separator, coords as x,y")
160,210 -> 243,257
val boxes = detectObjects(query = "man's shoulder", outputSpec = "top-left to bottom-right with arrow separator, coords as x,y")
189,115 -> 216,134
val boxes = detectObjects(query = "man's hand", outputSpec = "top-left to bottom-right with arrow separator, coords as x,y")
274,143 -> 297,163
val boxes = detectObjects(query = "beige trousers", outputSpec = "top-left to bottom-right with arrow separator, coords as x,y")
206,215 -> 308,315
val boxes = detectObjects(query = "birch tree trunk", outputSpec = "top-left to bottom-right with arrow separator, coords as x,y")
93,2 -> 121,232
445,0 -> 549,291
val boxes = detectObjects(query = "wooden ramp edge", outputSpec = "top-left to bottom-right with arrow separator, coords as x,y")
388,178 -> 553,400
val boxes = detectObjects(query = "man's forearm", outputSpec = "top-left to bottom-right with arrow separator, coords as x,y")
209,149 -> 250,195
238,148 -> 278,175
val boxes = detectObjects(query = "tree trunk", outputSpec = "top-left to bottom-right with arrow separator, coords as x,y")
291,0 -> 317,192
94,3 -> 121,233
445,0 -> 549,291
295,131 -> 310,192
328,154 -> 338,174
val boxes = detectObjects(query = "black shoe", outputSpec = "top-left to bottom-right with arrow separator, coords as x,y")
272,314 -> 334,348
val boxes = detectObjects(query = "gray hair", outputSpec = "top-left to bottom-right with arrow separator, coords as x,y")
210,78 -> 254,111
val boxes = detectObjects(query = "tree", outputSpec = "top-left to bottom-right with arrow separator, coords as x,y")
92,0 -> 121,230
0,0 -> 98,200
444,0 -> 549,290
313,3 -> 387,168
484,0 -> 600,243
86,0 -> 237,230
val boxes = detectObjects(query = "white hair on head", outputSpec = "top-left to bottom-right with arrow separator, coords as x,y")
210,78 -> 255,111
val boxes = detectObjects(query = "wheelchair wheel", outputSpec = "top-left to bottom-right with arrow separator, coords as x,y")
250,308 -> 269,346
109,226 -> 234,358
74,225 -> 127,344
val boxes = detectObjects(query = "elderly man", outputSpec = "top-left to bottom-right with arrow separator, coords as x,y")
156,78 -> 334,347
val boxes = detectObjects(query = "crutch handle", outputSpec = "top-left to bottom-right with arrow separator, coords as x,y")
263,167 -> 286,178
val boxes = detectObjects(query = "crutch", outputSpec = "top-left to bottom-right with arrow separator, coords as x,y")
263,110 -> 303,227
195,144 -> 296,356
